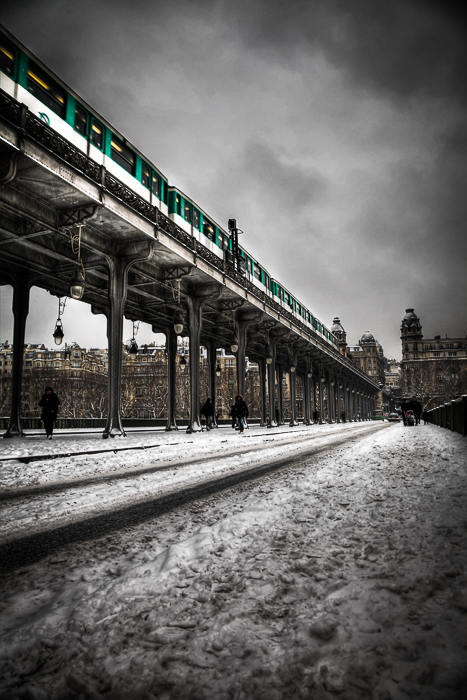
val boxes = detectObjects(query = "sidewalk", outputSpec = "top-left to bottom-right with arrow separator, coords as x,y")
1,424 -> 466,700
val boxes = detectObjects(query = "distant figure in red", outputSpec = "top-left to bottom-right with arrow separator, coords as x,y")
39,386 -> 60,440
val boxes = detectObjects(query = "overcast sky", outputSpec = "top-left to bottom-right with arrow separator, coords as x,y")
1,0 -> 467,359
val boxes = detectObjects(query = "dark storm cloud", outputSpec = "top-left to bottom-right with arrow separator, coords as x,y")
225,0 -> 467,105
241,140 -> 328,209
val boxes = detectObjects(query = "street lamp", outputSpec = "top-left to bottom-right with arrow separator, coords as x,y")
290,365 -> 296,373
128,339 -> 138,359
266,345 -> 273,364
52,297 -> 67,345
320,376 -> 325,383
231,337 -> 239,354
307,371 -> 312,378
69,261 -> 85,300
180,355 -> 187,371
174,308 -> 184,335
216,363 -> 221,377
68,224 -> 86,299
53,319 -> 64,345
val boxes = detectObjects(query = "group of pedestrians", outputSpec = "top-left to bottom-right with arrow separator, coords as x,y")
202,394 -> 249,435
401,396 -> 424,426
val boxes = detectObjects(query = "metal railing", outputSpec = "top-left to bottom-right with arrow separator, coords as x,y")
427,395 -> 467,436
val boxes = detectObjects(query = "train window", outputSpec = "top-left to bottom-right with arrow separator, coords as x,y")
0,37 -> 15,76
152,173 -> 160,197
74,104 -> 87,136
203,219 -> 214,240
193,209 -> 199,229
176,196 -> 181,216
254,265 -> 261,280
110,136 -> 135,175
184,201 -> 191,222
91,120 -> 103,149
141,163 -> 150,188
27,61 -> 66,118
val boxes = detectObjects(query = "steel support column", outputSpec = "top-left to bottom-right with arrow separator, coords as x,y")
103,241 -> 154,439
259,358 -> 267,426
267,340 -> 278,428
207,341 -> 218,427
276,365 -> 284,425
3,275 -> 34,438
164,327 -> 178,431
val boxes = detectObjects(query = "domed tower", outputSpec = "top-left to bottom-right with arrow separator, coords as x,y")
400,308 -> 423,359
331,317 -> 347,355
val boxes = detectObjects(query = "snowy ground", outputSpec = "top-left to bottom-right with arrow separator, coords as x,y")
0,423 -> 466,700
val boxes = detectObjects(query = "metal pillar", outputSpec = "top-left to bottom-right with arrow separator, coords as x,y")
276,365 -> 284,425
103,242 -> 154,438
289,369 -> 299,426
336,378 -> 342,423
235,320 -> 248,400
318,371 -> 325,424
303,373 -> 310,425
267,341 -> 278,428
207,341 -> 218,427
259,358 -> 267,426
164,327 -> 178,431
185,296 -> 203,433
3,276 -> 33,438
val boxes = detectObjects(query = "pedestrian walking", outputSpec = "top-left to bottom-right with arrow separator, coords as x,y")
275,407 -> 280,424
201,398 -> 215,431
229,404 -> 237,429
38,386 -> 60,440
422,410 -> 429,425
341,411 -> 346,423
233,394 -> 249,435
401,399 -> 409,426
312,409 -> 319,424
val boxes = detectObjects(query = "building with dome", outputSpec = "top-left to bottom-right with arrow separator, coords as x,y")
400,308 -> 467,409
332,318 -> 390,414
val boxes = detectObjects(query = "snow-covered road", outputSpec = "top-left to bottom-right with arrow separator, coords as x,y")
1,423 -> 466,700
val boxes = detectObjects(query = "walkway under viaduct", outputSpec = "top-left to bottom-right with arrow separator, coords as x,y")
0,89 -> 379,438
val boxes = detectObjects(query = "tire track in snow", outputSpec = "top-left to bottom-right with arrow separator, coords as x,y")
0,423 -> 379,503
0,424 -> 387,573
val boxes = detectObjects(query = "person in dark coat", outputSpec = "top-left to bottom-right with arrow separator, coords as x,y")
233,394 -> 249,434
201,397 -> 215,430
38,386 -> 60,440
229,404 -> 237,429
341,411 -> 346,423
422,410 -> 429,425
401,399 -> 409,426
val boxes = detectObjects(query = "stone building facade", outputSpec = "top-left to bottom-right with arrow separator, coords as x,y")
400,308 -> 467,409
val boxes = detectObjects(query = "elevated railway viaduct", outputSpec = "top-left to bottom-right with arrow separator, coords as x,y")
0,90 -> 379,438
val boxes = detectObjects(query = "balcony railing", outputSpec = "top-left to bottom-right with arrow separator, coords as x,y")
426,395 -> 467,436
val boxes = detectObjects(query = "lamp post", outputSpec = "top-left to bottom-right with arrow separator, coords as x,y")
68,224 -> 86,299
52,297 -> 67,345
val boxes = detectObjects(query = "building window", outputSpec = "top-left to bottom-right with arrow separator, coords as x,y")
25,361 -> 32,367
448,352 -> 457,357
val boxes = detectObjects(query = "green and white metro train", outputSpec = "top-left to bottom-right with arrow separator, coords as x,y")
0,26 -> 339,352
